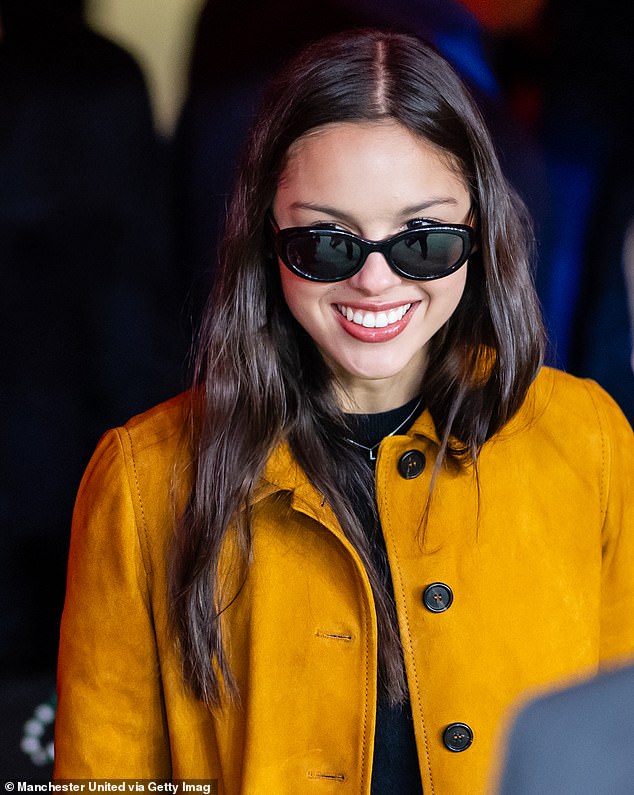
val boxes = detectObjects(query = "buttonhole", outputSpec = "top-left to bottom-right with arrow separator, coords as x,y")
315,630 -> 353,642
307,771 -> 346,782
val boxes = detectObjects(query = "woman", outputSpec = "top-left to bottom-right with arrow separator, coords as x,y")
54,29 -> 634,794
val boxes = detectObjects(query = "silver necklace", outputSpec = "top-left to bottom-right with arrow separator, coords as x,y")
344,396 -> 424,461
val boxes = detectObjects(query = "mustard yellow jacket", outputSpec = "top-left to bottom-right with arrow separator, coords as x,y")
54,367 -> 634,794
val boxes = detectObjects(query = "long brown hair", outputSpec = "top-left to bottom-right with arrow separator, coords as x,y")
169,29 -> 545,707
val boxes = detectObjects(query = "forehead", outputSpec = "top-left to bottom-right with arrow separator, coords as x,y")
282,119 -> 462,177
275,120 -> 470,224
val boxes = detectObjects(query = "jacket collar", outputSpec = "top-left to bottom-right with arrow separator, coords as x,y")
258,366 -> 553,500
409,408 -> 441,445
258,441 -> 342,537
259,406 -> 440,499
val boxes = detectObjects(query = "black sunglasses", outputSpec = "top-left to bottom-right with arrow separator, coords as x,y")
269,216 -> 475,282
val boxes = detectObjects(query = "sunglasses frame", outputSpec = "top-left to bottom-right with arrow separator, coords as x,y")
269,215 -> 475,282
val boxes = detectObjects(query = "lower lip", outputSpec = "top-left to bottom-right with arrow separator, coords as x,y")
334,304 -> 418,342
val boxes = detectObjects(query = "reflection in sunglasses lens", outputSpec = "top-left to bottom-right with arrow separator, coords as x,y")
282,227 -> 468,280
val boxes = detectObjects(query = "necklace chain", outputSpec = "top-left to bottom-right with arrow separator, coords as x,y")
344,396 -> 424,461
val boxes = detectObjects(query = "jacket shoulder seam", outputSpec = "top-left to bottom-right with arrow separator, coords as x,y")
117,425 -> 153,579
579,380 -> 609,523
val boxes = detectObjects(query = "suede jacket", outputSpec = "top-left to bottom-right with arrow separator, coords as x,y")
54,367 -> 634,794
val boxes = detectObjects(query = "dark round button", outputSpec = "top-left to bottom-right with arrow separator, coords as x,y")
443,723 -> 473,752
397,450 -> 426,479
422,582 -> 453,613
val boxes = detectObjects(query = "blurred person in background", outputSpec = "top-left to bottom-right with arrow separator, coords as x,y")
496,662 -> 634,795
0,0 -> 182,720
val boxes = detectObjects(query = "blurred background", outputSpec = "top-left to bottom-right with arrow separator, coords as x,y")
1,0 -> 633,778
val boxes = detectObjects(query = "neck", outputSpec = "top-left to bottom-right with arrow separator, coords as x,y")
320,346 -> 427,414
335,377 -> 423,414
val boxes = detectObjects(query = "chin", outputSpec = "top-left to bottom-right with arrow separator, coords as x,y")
328,350 -> 426,385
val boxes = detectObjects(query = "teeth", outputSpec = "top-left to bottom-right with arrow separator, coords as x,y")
337,303 -> 411,328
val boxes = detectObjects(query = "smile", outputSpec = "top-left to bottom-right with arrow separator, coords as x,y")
336,303 -> 412,328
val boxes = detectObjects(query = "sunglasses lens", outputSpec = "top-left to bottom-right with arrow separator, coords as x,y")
391,230 -> 467,278
283,231 -> 361,280
276,223 -> 471,281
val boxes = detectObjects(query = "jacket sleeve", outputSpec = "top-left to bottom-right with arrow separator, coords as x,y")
590,382 -> 634,664
54,428 -> 171,778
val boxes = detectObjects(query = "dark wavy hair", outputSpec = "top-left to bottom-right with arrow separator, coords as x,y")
169,29 -> 545,707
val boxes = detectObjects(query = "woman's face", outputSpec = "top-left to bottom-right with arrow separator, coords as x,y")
272,120 -> 472,411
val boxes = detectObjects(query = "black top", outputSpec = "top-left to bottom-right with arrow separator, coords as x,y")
344,396 -> 424,794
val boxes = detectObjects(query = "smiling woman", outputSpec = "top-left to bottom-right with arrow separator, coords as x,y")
54,28 -> 634,795
273,120 -> 471,410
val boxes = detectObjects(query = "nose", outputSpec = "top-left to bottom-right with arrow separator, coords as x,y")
347,251 -> 403,294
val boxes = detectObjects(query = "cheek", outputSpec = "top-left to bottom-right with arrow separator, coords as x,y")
278,264 -> 326,324
425,265 -> 468,312
278,265 -> 305,317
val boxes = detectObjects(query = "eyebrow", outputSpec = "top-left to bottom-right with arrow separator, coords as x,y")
400,198 -> 460,215
289,198 -> 459,222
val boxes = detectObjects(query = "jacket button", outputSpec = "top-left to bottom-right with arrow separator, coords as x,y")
443,723 -> 473,752
397,450 -> 426,479
422,582 -> 453,613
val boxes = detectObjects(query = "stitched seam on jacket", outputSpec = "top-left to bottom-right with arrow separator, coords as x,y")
291,493 -> 374,790
120,425 -> 152,579
582,381 -> 609,524
378,452 -> 435,795
360,567 -> 371,795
